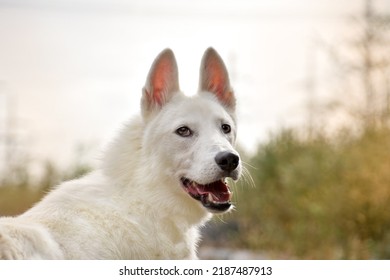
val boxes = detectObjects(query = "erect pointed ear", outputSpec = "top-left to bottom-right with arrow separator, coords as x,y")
199,47 -> 235,110
141,49 -> 180,118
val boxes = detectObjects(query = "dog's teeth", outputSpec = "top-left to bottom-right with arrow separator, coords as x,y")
208,193 -> 214,202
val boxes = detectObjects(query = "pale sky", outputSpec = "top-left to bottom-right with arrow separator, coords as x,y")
0,0 -> 387,170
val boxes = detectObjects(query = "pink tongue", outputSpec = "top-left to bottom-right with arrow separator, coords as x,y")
197,181 -> 231,202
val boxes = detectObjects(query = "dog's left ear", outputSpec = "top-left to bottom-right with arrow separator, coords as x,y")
142,48 -> 180,118
199,47 -> 235,111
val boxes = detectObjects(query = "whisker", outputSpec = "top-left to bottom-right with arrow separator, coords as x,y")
240,166 -> 256,189
242,160 -> 258,171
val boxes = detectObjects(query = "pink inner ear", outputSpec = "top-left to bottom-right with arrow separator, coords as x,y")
206,57 -> 228,97
149,54 -> 178,106
150,59 -> 173,106
203,55 -> 235,107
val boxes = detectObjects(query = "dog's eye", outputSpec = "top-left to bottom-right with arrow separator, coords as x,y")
221,124 -> 231,134
176,126 -> 192,137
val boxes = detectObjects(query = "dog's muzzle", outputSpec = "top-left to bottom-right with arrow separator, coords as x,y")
180,151 -> 240,213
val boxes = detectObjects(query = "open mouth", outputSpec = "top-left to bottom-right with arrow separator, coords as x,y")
180,177 -> 232,212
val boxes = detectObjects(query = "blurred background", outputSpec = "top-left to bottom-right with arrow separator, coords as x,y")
1,0 -> 390,259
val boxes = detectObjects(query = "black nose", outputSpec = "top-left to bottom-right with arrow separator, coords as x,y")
215,152 -> 240,172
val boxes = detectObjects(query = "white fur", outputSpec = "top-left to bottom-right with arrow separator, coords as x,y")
0,48 -> 241,259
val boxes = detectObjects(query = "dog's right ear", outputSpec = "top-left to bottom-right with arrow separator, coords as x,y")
141,49 -> 180,118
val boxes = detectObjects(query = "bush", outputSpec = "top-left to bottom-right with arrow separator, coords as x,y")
230,127 -> 390,259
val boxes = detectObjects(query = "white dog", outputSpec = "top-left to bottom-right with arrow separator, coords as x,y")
0,48 -> 241,259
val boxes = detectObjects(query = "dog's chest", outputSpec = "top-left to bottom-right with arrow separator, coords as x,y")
119,217 -> 197,259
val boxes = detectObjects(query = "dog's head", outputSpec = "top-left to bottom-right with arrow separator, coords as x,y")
141,48 -> 241,213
